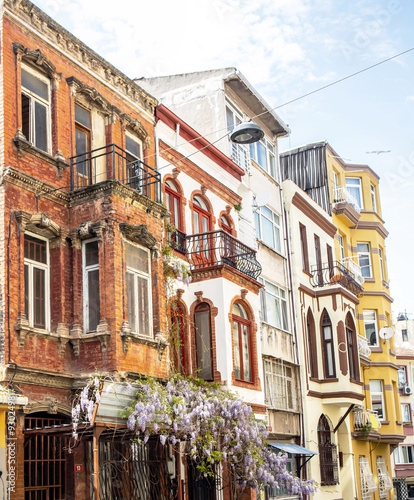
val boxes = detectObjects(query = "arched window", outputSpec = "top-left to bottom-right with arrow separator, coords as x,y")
165,180 -> 182,231
346,313 -> 359,381
317,414 -> 338,485
321,310 -> 336,379
307,309 -> 318,378
220,214 -> 232,234
192,195 -> 211,234
194,302 -> 213,381
171,301 -> 186,375
232,302 -> 252,383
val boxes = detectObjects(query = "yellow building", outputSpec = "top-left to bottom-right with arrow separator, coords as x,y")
281,141 -> 403,500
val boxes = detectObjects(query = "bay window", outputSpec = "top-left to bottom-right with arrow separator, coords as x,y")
345,177 -> 363,209
259,278 -> 288,330
125,242 -> 151,336
255,206 -> 282,253
24,234 -> 49,330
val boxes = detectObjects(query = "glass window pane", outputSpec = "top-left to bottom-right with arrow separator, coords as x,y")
261,216 -> 275,248
85,241 -> 99,267
75,104 -> 91,128
137,276 -> 149,335
22,68 -> 49,100
257,141 -> 267,170
24,264 -> 29,319
22,93 -> 30,140
233,321 -> 241,380
195,308 -> 212,380
34,101 -> 48,152
33,267 -> 45,329
242,324 -> 251,382
126,272 -> 136,333
126,135 -> 141,159
125,243 -> 148,273
88,269 -> 100,331
370,380 -> 382,392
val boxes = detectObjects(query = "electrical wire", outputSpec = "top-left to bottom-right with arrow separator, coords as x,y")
141,46 -> 414,164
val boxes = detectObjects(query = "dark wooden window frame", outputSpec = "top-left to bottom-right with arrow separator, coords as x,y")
346,313 -> 359,381
320,310 -> 336,379
232,302 -> 253,384
299,223 -> 309,272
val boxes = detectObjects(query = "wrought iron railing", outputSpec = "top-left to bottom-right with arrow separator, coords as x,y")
357,334 -> 371,357
186,230 -> 261,280
70,144 -> 161,202
332,185 -> 361,213
354,408 -> 381,432
310,260 -> 364,296
167,229 -> 187,254
318,443 -> 339,486
340,257 -> 364,284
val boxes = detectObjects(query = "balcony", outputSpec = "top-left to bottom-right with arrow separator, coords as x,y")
70,144 -> 161,202
357,334 -> 371,358
341,257 -> 364,284
185,230 -> 261,280
353,409 -> 381,439
332,186 -> 361,226
310,260 -> 364,296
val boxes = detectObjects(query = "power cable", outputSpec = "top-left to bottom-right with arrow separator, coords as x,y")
141,46 -> 414,165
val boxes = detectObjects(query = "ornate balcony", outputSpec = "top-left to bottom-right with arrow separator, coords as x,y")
353,408 -> 381,440
185,230 -> 261,280
340,257 -> 364,284
310,260 -> 364,296
332,186 -> 361,226
70,144 -> 161,202
332,186 -> 360,213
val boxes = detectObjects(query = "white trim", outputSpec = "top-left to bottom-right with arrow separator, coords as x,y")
369,379 -> 386,421
24,231 -> 50,331
363,309 -> 378,346
357,242 -> 372,278
82,238 -> 100,333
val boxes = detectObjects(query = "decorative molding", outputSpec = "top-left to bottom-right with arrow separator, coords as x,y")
307,390 -> 365,401
12,131 -> 70,176
350,220 -> 389,239
332,201 -> 360,226
119,223 -> 158,249
0,364 -> 74,390
13,42 -> 61,80
120,322 -> 168,356
67,76 -> 112,114
298,283 -> 359,304
119,113 -> 150,148
78,220 -> 106,241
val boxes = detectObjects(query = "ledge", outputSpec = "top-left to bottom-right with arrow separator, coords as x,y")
15,318 -> 71,354
13,133 -> 69,178
120,323 -> 168,359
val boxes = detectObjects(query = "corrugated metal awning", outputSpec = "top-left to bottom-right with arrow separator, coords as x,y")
270,442 -> 317,456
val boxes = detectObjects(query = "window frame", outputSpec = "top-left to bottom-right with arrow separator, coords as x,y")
249,138 -> 278,181
263,358 -> 299,411
299,223 -> 309,272
338,234 -> 345,262
194,302 -> 213,381
402,329 -> 408,342
75,103 -> 92,186
307,309 -> 318,379
21,64 -> 52,154
82,238 -> 101,333
321,310 -> 336,379
370,380 -> 386,421
255,205 -> 282,253
398,366 -> 408,388
314,234 -> 323,285
370,184 -> 377,212
363,310 -> 378,346
346,313 -> 359,381
24,232 -> 50,331
125,241 -> 152,337
402,403 -> 412,424
259,277 -> 289,331
125,132 -> 143,190
345,177 -> 363,209
232,302 -> 253,383
165,179 -> 183,232
395,446 -> 414,464
378,247 -> 386,282
357,242 -> 372,278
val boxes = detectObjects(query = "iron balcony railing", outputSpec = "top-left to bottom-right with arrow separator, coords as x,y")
167,229 -> 187,255
340,257 -> 364,284
354,408 -> 381,432
310,260 -> 364,296
185,230 -> 262,280
70,144 -> 161,202
332,185 -> 361,213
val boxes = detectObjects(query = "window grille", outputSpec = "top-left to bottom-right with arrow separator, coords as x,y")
264,358 -> 300,412
377,457 -> 393,499
359,457 -> 377,499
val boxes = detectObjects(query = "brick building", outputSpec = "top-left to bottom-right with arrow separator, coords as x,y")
0,0 -> 174,498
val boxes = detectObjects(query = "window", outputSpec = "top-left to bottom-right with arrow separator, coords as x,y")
321,310 -> 336,378
125,134 -> 142,190
165,180 -> 182,231
370,380 -> 385,420
327,244 -> 334,279
24,234 -> 49,330
402,329 -> 408,342
75,103 -> 92,186
317,415 -> 338,485
171,301 -> 186,375
194,302 -> 213,381
267,451 -> 296,498
255,206 -> 282,253
379,247 -> 386,282
345,177 -> 363,209
377,457 -> 393,499
332,171 -> 339,192
125,242 -> 151,336
21,66 -> 50,153
259,278 -> 288,330
263,358 -> 299,411
370,184 -> 377,212
395,446 -> 414,464
232,302 -> 252,383
314,235 -> 322,285
338,234 -> 345,262
357,243 -> 372,278
192,195 -> 211,234
402,404 -> 412,424
220,215 -> 232,234
83,240 -> 100,333
299,223 -> 309,272
250,139 -> 277,180
346,313 -> 359,381
363,310 -> 378,346
307,309 -> 318,378
226,102 -> 249,171
398,366 -> 407,388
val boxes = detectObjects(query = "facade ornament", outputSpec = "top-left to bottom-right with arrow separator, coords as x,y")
54,150 -> 69,178
241,289 -> 248,300
195,291 -> 203,302
119,113 -> 149,144
120,321 -> 132,353
119,223 -> 157,249
78,221 -> 106,241
14,211 -> 32,233
15,314 -> 30,347
155,332 -> 168,361
48,398 -> 58,414
13,43 -> 60,81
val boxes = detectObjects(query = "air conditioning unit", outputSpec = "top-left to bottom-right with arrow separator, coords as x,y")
403,385 -> 413,395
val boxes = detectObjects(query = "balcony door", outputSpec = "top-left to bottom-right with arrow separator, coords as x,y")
75,104 -> 92,187
192,196 -> 211,264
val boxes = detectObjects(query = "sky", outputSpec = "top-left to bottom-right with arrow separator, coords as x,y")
34,0 -> 414,318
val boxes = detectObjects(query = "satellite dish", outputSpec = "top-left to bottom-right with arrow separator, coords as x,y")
255,191 -> 271,207
379,327 -> 393,340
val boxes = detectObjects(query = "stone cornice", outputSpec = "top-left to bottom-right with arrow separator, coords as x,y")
0,364 -> 74,390
4,0 -> 157,114
350,220 -> 389,239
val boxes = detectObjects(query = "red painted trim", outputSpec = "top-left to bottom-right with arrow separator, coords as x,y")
156,104 -> 245,181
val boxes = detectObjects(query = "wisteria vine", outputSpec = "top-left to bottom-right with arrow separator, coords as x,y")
71,376 -> 316,495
